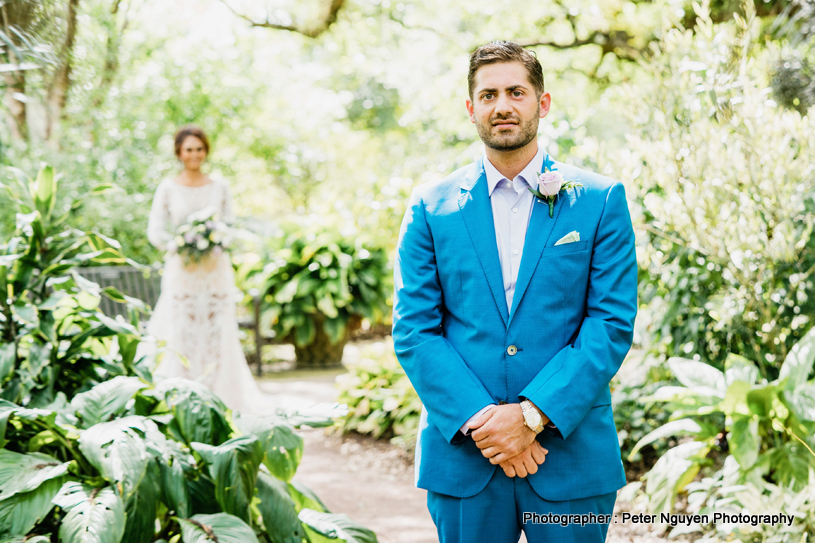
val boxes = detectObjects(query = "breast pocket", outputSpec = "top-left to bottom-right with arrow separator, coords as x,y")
541,240 -> 589,257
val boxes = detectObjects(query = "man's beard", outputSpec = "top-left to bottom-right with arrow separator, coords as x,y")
476,114 -> 539,151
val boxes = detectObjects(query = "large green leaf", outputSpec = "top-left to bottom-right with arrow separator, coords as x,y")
724,353 -> 759,386
0,450 -> 71,500
779,326 -> 815,391
77,417 -> 150,501
288,480 -> 329,513
0,344 -> 14,384
70,376 -> 147,428
729,415 -> 760,470
0,535 -> 50,542
121,460 -> 160,543
177,513 -> 259,543
33,165 -> 56,222
784,383 -> 815,422
233,413 -> 303,482
256,472 -> 304,543
627,419 -> 703,460
156,379 -> 231,446
298,509 -> 378,543
191,436 -> 263,523
667,358 -> 726,398
0,477 -> 63,537
53,482 -> 125,543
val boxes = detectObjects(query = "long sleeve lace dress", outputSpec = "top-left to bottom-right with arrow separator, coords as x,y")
146,178 -> 270,414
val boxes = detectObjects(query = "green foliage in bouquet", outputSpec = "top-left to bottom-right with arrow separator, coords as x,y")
591,1 -> 815,378
247,224 -> 390,366
336,340 -> 421,449
0,166 -> 377,542
627,326 -> 815,526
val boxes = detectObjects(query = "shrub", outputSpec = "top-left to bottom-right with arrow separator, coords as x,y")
591,2 -> 815,378
248,224 -> 391,368
336,340 -> 421,450
626,326 -> 815,539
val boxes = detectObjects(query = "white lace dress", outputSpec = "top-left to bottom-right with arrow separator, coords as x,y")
146,178 -> 271,414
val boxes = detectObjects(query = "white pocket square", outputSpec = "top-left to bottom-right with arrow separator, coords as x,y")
554,231 -> 580,246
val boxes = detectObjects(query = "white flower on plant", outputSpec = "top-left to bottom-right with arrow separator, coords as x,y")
209,230 -> 222,244
196,237 -> 209,251
205,220 -> 215,230
184,232 -> 195,244
175,235 -> 185,247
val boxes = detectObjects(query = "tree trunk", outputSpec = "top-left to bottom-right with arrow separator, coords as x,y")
3,72 -> 27,140
292,314 -> 361,368
45,0 -> 79,143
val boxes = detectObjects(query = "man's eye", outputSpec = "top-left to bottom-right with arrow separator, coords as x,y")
513,91 -> 523,97
483,93 -> 493,100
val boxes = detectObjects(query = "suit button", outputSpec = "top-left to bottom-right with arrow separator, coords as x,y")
507,345 -> 518,356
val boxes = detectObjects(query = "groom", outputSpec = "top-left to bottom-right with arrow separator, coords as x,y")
392,41 -> 637,542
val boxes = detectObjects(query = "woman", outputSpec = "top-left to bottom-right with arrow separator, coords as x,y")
146,125 -> 270,414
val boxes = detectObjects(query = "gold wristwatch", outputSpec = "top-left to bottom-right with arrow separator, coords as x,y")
521,400 -> 544,434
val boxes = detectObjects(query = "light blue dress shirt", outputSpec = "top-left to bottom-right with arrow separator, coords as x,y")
460,148 -> 545,434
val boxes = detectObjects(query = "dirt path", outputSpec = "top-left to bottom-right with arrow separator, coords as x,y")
258,368 -> 669,543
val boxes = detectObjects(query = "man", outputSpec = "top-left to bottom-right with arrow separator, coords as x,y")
392,41 -> 637,542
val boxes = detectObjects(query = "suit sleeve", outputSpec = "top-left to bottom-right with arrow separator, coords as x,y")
520,182 -> 637,440
392,187 -> 496,444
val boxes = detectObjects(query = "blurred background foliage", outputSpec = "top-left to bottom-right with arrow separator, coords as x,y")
3,0 -> 815,538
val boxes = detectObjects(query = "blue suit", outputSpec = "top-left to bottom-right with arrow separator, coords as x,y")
392,155 -> 637,540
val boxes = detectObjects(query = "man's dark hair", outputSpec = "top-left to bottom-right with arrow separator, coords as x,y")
468,41 -> 544,99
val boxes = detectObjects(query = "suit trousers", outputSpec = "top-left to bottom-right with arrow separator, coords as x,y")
427,469 -> 616,543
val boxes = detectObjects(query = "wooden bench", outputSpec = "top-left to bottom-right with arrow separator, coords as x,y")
76,265 -> 272,376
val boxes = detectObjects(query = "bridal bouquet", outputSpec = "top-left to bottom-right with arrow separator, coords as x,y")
167,207 -> 232,264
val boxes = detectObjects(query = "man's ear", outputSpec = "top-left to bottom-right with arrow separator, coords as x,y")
466,98 -> 476,123
539,91 -> 552,119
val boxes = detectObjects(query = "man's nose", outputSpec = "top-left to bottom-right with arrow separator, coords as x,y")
495,93 -> 513,115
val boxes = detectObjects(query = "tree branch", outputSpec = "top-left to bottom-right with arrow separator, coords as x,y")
219,0 -> 346,38
519,30 -> 642,61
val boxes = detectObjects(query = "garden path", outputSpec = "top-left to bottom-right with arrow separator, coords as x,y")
256,343 -> 669,543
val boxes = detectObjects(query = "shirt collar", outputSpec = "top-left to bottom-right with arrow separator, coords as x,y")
484,147 -> 545,196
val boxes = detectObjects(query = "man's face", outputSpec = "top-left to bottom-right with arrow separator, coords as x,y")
466,61 -> 550,152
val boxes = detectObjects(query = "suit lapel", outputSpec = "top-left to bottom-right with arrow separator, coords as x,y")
508,188 -> 567,325
458,158 -> 509,327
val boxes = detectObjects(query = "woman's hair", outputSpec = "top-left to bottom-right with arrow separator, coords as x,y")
174,125 -> 210,157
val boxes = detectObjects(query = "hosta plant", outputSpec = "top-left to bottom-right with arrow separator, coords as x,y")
246,224 -> 390,368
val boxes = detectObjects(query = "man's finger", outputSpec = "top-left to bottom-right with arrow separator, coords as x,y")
489,452 -> 510,464
502,464 -> 516,478
467,408 -> 495,431
524,455 -> 538,475
515,463 -> 528,478
530,443 -> 547,465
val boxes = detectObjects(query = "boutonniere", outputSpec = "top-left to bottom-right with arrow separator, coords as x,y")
528,165 -> 582,218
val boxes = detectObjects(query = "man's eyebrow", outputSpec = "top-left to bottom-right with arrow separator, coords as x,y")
478,84 -> 529,95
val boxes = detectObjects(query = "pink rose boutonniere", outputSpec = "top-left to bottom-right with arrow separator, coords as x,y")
528,167 -> 582,218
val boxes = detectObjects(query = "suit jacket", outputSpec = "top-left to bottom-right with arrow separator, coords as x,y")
392,155 -> 637,501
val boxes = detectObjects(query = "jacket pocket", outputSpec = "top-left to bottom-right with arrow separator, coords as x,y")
541,240 -> 589,257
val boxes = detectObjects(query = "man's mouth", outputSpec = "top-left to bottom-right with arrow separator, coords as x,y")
492,120 -> 518,129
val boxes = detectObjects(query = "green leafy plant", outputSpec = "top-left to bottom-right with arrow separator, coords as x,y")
628,327 -> 815,517
336,340 -> 421,449
0,165 -> 151,406
586,1 -> 815,378
0,165 -> 377,542
249,224 -> 390,368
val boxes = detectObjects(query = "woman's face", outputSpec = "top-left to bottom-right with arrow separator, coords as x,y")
178,135 -> 207,171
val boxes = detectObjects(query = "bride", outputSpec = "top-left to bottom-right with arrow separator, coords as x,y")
146,125 -> 270,414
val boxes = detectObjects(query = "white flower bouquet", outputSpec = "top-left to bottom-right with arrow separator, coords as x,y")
167,207 -> 232,265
